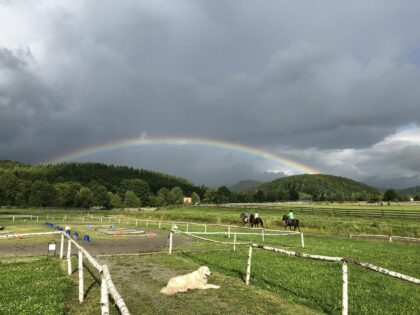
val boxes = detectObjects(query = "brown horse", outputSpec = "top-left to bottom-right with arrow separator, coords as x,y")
282,215 -> 300,232
249,214 -> 264,228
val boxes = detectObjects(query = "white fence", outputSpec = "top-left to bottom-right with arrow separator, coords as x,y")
170,230 -> 420,315
0,231 -> 130,315
1,214 -> 419,243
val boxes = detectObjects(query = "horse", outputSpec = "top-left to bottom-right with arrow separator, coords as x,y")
240,213 -> 250,224
282,215 -> 300,232
249,214 -> 264,228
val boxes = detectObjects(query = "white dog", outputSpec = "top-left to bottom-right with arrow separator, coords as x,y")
160,266 -> 220,295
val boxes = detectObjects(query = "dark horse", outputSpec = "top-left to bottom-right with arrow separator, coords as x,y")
249,214 -> 264,228
240,213 -> 264,228
282,215 -> 300,232
240,213 -> 250,224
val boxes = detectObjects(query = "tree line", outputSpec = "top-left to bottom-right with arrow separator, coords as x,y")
1,161 -> 416,209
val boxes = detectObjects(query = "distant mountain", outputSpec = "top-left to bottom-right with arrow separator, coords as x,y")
229,180 -> 263,192
397,186 -> 420,197
248,174 -> 380,201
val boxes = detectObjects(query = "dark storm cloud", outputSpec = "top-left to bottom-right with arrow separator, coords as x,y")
1,1 -> 420,187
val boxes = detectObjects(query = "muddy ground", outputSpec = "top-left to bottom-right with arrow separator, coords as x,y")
0,229 -> 188,259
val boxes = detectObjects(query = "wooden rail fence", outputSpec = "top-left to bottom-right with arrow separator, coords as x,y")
0,231 -> 130,315
205,204 -> 420,220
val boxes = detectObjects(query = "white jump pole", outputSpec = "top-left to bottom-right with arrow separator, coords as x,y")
301,232 -> 305,248
159,221 -> 162,229
342,260 -> 349,315
233,233 -> 237,252
246,244 -> 253,285
100,274 -> 109,315
204,225 -> 207,233
169,231 -> 173,255
60,233 -> 64,259
13,216 -> 15,222
146,220 -> 148,228
79,250 -> 84,303
262,229 -> 265,242
136,220 -> 138,226
67,240 -> 72,275
389,236 -> 392,243
37,216 -> 39,222
228,226 -> 231,238
186,223 -> 189,233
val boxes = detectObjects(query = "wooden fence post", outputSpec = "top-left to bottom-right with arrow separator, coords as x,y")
301,232 -> 305,248
136,220 -> 138,226
67,240 -> 72,275
186,223 -> 189,232
169,231 -> 173,255
79,250 -> 84,303
146,220 -> 148,228
246,244 -> 253,285
13,216 -> 15,222
342,260 -> 349,315
205,225 -> 207,233
60,233 -> 64,259
101,274 -> 110,315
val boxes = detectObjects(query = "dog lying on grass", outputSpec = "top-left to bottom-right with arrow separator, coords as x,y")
160,266 -> 220,295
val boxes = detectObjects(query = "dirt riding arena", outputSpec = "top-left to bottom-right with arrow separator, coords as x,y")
0,228 -> 187,257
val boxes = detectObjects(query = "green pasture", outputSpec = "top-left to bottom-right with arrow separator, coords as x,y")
1,205 -> 420,237
1,206 -> 420,314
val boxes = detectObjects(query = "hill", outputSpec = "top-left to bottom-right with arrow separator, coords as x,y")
0,161 -> 203,195
229,180 -> 263,192
249,174 -> 380,201
0,160 -> 205,208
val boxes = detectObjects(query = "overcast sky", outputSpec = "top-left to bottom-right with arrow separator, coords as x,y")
1,0 -> 420,188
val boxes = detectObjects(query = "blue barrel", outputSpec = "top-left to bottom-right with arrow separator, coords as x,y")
83,235 -> 90,242
73,232 -> 79,239
65,230 -> 71,235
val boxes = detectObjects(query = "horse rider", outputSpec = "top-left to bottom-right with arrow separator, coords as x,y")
254,211 -> 259,219
287,209 -> 294,225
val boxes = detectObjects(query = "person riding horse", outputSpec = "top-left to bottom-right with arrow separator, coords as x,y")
282,210 -> 300,231
240,212 -> 250,223
286,210 -> 294,225
249,213 -> 263,228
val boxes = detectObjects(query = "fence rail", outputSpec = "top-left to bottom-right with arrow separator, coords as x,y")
0,231 -> 130,315
206,204 -> 420,220
172,229 -> 420,315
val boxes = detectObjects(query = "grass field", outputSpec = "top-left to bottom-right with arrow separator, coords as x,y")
1,206 -> 419,314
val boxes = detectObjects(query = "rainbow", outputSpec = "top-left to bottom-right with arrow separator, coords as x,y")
42,136 -> 319,174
